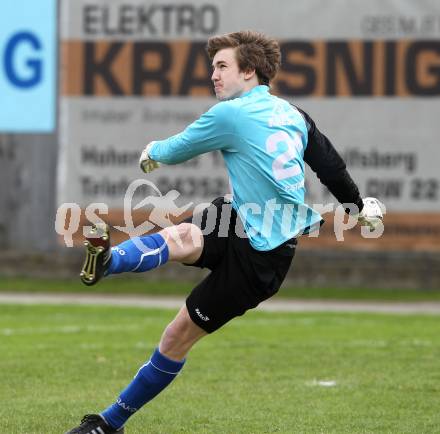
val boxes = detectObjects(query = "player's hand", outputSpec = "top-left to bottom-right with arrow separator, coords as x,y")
139,142 -> 160,173
357,197 -> 384,230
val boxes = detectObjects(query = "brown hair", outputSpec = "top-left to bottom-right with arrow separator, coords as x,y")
206,31 -> 281,85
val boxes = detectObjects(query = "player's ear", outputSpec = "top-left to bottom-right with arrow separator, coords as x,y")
243,68 -> 256,81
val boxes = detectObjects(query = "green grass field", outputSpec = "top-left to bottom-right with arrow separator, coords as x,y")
1,304 -> 440,434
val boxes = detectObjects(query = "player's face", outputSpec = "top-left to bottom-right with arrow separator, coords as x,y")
211,48 -> 253,101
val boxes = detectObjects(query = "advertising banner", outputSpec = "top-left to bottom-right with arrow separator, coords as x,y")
0,0 -> 57,132
58,0 -> 440,250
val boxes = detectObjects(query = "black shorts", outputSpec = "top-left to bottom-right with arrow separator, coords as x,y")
184,197 -> 296,333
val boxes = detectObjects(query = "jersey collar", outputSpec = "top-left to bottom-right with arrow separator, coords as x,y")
239,85 -> 269,98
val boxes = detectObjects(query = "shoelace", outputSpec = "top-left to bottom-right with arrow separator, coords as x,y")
70,414 -> 101,432
80,414 -> 97,423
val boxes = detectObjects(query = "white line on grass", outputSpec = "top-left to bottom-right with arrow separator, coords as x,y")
1,293 -> 440,314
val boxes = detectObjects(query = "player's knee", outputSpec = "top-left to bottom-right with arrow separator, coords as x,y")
175,223 -> 202,247
162,223 -> 203,262
159,309 -> 204,358
160,320 -> 188,355
161,322 -> 181,347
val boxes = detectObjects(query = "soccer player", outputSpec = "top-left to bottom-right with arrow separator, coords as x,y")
66,31 -> 383,434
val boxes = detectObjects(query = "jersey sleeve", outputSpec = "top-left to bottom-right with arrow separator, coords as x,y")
295,106 -> 364,213
148,101 -> 239,164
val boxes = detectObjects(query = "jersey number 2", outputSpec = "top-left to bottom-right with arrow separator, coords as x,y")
266,131 -> 302,181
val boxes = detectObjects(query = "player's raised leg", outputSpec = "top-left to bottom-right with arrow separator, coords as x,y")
80,222 -> 203,286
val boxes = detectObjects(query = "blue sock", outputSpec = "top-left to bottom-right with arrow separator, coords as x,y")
107,233 -> 169,274
101,348 -> 185,429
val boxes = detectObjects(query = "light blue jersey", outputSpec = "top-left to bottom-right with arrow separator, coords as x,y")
149,85 -> 322,251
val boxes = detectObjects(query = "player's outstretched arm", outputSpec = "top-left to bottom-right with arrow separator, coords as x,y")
140,102 -> 237,170
296,106 -> 383,228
